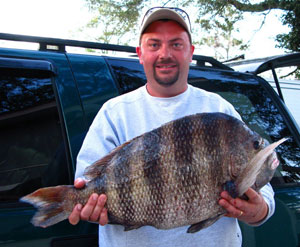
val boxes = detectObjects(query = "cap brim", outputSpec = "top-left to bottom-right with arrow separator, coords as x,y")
140,8 -> 190,39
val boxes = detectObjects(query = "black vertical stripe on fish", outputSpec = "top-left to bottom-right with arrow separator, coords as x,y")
172,115 -> 196,221
202,114 -> 227,180
208,114 -> 226,183
112,143 -> 134,224
142,127 -> 166,225
174,115 -> 195,164
194,114 -> 224,218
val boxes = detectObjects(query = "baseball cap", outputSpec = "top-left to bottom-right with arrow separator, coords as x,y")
139,7 -> 192,43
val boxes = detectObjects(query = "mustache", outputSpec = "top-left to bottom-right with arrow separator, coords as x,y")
155,58 -> 178,66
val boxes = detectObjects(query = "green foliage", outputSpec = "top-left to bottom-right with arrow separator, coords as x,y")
194,0 -> 299,76
83,0 -> 251,59
195,0 -> 299,53
85,0 -> 145,44
275,3 -> 300,52
196,5 -> 249,60
83,0 -> 299,62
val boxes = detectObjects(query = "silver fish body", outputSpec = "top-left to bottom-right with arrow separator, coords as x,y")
21,112 -> 283,232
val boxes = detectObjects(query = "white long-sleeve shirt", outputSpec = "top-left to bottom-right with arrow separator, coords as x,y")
75,85 -> 275,247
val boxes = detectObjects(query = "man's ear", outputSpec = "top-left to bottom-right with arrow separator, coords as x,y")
190,45 -> 195,62
136,47 -> 143,65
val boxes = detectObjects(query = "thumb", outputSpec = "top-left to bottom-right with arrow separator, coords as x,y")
74,178 -> 86,188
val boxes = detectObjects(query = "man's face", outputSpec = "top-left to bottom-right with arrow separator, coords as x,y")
137,20 -> 194,94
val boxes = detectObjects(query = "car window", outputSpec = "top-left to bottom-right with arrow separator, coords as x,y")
188,69 -> 300,185
226,56 -> 300,127
67,54 -> 120,126
0,68 -> 70,203
259,68 -> 300,127
106,58 -> 146,94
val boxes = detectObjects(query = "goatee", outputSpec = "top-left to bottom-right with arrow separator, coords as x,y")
153,59 -> 179,87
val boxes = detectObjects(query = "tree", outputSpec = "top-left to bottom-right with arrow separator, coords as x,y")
84,0 -> 299,57
84,0 -> 250,59
196,0 -> 299,77
85,0 -> 145,44
196,0 -> 299,53
197,5 -> 249,60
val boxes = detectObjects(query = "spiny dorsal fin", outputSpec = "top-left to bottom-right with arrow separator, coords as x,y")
83,139 -> 132,180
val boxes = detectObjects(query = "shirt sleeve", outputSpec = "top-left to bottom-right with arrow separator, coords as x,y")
75,104 -> 120,180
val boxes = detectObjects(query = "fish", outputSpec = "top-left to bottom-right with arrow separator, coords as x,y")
20,112 -> 286,233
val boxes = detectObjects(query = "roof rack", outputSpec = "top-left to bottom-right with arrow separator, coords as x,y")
193,55 -> 233,71
0,32 -> 232,71
0,32 -> 136,53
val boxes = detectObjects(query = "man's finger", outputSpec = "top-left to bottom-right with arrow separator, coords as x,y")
219,199 -> 236,215
80,193 -> 98,221
89,194 -> 107,222
69,204 -> 82,225
219,198 -> 243,218
244,188 -> 261,203
74,178 -> 86,189
99,208 -> 108,226
220,191 -> 243,209
220,191 -> 231,200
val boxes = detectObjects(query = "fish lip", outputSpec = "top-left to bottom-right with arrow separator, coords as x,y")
271,157 -> 280,170
270,153 -> 280,170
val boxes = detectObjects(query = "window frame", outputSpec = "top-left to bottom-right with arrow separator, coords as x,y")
0,57 -> 73,207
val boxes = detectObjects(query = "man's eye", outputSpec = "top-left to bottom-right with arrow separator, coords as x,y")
149,43 -> 159,49
173,43 -> 183,49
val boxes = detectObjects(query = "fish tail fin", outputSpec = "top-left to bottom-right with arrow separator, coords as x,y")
235,138 -> 288,196
20,185 -> 73,228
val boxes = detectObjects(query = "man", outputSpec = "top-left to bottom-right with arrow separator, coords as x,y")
69,7 -> 275,247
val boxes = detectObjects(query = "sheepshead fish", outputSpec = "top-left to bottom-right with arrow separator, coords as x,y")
21,112 -> 286,233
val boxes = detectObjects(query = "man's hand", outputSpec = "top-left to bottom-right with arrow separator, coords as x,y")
219,188 -> 268,224
68,178 -> 108,226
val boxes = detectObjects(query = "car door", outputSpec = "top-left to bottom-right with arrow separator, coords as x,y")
0,56 -> 98,246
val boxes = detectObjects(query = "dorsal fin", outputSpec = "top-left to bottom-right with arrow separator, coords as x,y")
83,139 -> 132,180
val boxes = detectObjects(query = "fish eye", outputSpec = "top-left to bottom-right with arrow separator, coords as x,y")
253,140 -> 261,150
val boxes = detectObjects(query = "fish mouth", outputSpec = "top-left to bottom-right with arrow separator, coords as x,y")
269,152 -> 280,170
234,138 -> 287,196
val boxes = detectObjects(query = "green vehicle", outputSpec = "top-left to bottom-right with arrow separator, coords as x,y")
0,33 -> 299,247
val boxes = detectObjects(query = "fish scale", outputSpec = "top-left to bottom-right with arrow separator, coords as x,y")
20,112 -> 285,232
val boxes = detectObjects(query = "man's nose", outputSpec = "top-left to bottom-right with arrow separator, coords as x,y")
159,44 -> 171,59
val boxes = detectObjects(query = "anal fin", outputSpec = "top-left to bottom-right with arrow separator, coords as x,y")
124,225 -> 142,231
187,214 -> 223,233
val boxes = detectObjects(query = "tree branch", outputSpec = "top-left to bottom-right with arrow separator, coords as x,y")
227,0 -> 287,12
280,67 -> 300,79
